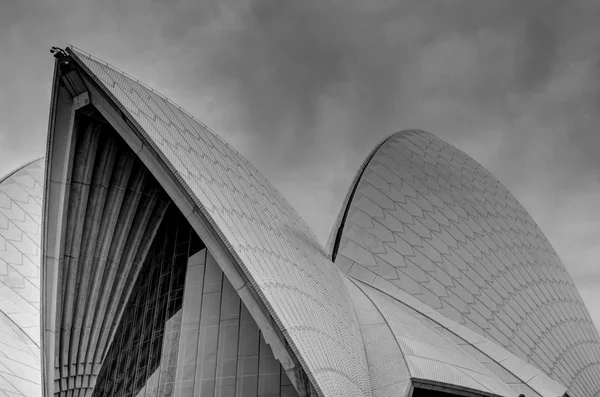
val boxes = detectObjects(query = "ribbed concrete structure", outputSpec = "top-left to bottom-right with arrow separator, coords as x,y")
0,158 -> 44,396
34,45 -> 600,397
52,118 -> 170,393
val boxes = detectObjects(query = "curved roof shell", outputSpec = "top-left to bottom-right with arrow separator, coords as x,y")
44,47 -> 370,397
346,277 -> 517,397
328,130 -> 600,396
40,45 -> 596,397
0,158 -> 44,396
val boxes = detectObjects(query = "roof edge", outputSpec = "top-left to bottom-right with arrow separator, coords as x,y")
351,277 -> 568,397
327,130 -> 429,261
40,56 -> 68,397
65,48 -> 326,396
326,133 -> 397,260
0,156 -> 44,186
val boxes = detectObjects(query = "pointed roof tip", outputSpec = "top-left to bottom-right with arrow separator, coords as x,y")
49,46 -> 65,54
326,129 -> 424,259
0,157 -> 45,186
50,46 -> 70,64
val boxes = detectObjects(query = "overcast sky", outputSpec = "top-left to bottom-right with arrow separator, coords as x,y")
1,0 -> 599,331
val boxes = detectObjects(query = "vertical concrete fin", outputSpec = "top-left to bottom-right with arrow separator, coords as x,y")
94,191 -> 170,366
48,112 -> 173,395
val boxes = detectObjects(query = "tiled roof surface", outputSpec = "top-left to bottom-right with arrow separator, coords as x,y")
0,158 -> 44,396
346,277 -> 516,397
61,45 -> 599,396
330,130 -> 600,396
68,48 -> 371,397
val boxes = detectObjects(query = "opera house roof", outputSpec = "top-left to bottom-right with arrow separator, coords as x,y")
0,45 -> 599,397
0,158 -> 44,396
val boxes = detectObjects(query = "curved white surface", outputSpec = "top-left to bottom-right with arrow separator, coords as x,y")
68,48 -> 370,397
39,45 -> 596,397
329,130 -> 600,396
0,158 -> 44,396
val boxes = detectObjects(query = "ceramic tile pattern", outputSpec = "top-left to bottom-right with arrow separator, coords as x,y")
330,130 -> 600,396
345,277 -> 517,397
350,275 -> 564,396
34,46 -> 600,396
355,280 -> 517,396
68,48 -> 370,397
48,117 -> 173,396
0,159 -> 44,397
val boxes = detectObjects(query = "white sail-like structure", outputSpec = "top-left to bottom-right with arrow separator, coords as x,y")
0,158 -> 44,396
24,46 -> 600,397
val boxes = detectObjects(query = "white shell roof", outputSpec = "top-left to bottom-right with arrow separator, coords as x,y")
69,47 -> 371,397
346,277 -> 516,397
0,158 -> 44,396
53,46 -> 593,396
329,130 -> 600,396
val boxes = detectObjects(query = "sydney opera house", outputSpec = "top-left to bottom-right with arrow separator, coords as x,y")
0,45 -> 599,397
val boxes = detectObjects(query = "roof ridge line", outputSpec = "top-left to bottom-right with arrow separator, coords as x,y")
0,157 -> 44,186
348,276 -> 414,382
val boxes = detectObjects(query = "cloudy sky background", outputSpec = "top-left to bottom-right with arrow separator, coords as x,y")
1,1 -> 599,330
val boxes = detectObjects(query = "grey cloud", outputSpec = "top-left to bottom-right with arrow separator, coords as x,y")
0,0 -> 599,327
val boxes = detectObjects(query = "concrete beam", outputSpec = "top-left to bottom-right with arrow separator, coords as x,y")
42,80 -> 79,397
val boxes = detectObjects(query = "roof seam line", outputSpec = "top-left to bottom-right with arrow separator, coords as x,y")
348,276 -> 414,380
